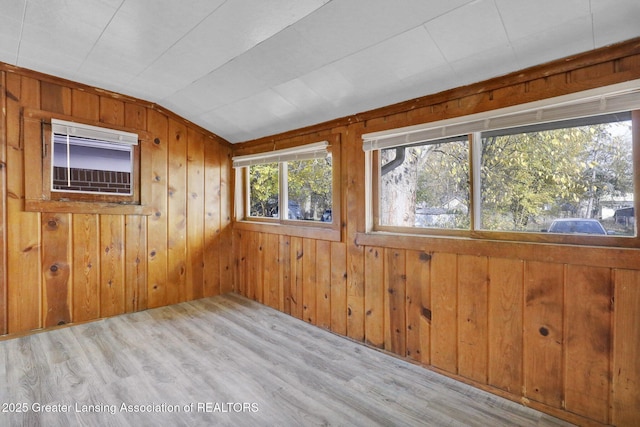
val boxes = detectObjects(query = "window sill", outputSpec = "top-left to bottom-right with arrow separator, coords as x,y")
25,199 -> 153,216
234,219 -> 341,242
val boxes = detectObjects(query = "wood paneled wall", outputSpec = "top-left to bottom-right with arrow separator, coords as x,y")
0,66 -> 233,337
232,39 -> 640,426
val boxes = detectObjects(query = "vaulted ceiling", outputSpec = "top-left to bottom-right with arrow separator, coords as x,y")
1,0 -> 639,143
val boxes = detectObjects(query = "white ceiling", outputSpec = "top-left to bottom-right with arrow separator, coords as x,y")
1,0 -> 639,143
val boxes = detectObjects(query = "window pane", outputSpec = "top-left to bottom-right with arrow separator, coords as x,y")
52,134 -> 133,195
287,156 -> 332,222
249,163 -> 279,218
379,137 -> 470,229
480,115 -> 634,236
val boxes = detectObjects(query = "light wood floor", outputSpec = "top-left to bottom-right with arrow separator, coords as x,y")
0,293 -> 574,427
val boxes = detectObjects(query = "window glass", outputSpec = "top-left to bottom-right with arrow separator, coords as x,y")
379,137 -> 470,229
52,134 -> 133,195
248,163 -> 279,218
480,114 -> 634,236
286,156 -> 333,222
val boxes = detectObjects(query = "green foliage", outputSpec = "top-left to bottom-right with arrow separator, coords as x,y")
249,157 -> 333,220
414,140 -> 470,228
287,157 -> 333,219
287,157 -> 332,202
249,163 -> 279,217
480,122 -> 633,231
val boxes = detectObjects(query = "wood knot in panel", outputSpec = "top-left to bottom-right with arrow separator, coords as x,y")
419,252 -> 431,262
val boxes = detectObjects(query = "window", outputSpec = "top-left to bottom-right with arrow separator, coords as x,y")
248,162 -> 280,219
479,114 -> 633,235
286,157 -> 333,222
233,139 -> 340,239
363,81 -> 640,246
22,110 -> 151,215
378,136 -> 469,230
51,119 -> 137,197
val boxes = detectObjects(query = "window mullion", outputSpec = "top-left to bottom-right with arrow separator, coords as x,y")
280,162 -> 288,221
471,132 -> 482,230
65,132 -> 71,188
244,167 -> 250,220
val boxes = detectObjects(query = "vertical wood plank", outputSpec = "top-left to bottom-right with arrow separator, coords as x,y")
264,233 -> 280,309
22,113 -> 44,202
0,70 -> 7,335
564,265 -> 612,424
364,246 -> 384,348
124,103 -> 146,130
246,231 -> 258,301
612,269 -> 640,426
218,144 -> 233,293
99,215 -> 125,318
40,81 -> 71,115
345,124 -> 365,341
146,110 -> 168,308
384,248 -> 406,356
302,238 -> 317,324
241,230 -> 250,298
138,132 -> 153,220
167,119 -> 187,304
316,240 -> 331,330
41,213 -> 72,327
523,261 -> 564,408
72,214 -> 100,321
253,232 -> 265,302
405,250 -> 431,364
234,230 -> 247,297
203,139 -> 221,297
186,128 -> 205,301
7,74 -> 41,333
419,251 -> 432,366
458,254 -> 489,384
431,252 -> 458,374
330,242 -> 347,336
289,236 -> 303,319
488,257 -> 523,395
125,215 -> 147,313
279,235 -> 291,313
99,97 -> 125,127
242,231 -> 252,300
346,217 -> 365,341
255,233 -> 265,303
71,89 -> 99,121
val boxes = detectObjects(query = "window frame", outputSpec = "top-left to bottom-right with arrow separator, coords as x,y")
233,135 -> 341,242
370,135 -> 473,238
362,82 -> 640,248
244,161 -> 281,223
23,109 -> 153,215
48,118 -> 139,202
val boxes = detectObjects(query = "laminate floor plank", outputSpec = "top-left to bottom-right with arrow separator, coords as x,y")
155,302 -> 368,426
0,294 -> 575,426
199,297 -> 419,425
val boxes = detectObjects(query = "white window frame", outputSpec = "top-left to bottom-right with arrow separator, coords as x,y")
51,119 -> 138,197
363,80 -> 640,247
233,141 -> 335,224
